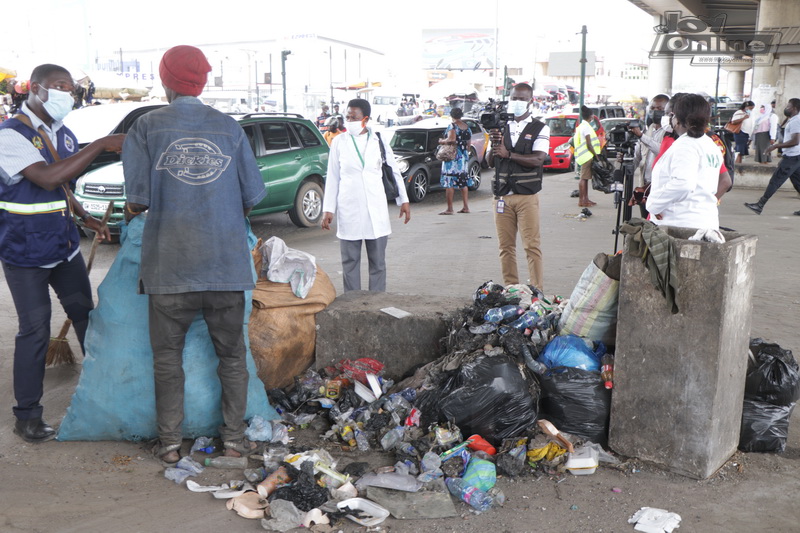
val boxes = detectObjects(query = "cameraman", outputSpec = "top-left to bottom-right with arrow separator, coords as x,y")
488,83 -> 550,290
630,94 -> 670,217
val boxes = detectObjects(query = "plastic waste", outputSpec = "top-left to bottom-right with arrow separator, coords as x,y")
271,422 -> 290,444
244,415 -> 273,442
417,451 -> 444,482
488,487 -> 506,507
261,499 -> 304,532
355,471 -> 424,492
745,339 -> 800,406
440,440 -> 473,462
469,323 -> 497,335
380,426 -> 405,451
565,445 -> 599,475
466,434 -> 497,455
539,334 -> 603,371
445,477 -> 494,512
330,480 -> 358,501
462,458 -> 496,491
210,481 -> 252,499
164,456 -> 205,484
337,497 -> 391,527
354,428 -> 370,451
256,465 -> 290,497
340,425 -> 357,447
600,353 -> 614,389
405,408 -> 421,427
508,310 -> 544,331
539,368 -> 611,446
484,305 -> 524,323
204,456 -> 247,469
628,507 -> 682,533
244,467 -> 267,483
190,436 -> 215,454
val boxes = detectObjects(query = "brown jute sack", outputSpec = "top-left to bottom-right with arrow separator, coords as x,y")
248,244 -> 336,389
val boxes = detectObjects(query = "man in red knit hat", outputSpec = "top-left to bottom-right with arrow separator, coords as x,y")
123,45 -> 267,465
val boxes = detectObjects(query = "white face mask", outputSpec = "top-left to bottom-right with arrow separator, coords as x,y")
38,87 -> 74,121
507,100 -> 529,117
346,120 -> 365,134
660,114 -> 671,128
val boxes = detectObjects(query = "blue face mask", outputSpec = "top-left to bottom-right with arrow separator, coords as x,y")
507,100 -> 529,117
38,88 -> 74,121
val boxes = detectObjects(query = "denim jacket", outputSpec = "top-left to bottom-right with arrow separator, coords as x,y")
123,97 -> 266,294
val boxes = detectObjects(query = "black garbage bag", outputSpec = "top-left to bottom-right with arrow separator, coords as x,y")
270,462 -> 328,512
538,367 -> 611,446
435,354 -> 539,445
745,339 -> 800,406
591,156 -> 615,194
739,399 -> 796,453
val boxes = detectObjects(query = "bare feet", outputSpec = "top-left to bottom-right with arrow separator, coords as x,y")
458,208 -> 470,213
439,210 -> 454,215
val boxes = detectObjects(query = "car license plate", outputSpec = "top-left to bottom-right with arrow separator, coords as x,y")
82,201 -> 109,214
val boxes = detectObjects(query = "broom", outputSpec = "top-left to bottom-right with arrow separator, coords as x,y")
46,201 -> 115,366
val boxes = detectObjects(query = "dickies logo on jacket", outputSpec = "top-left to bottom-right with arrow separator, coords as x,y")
156,137 -> 232,185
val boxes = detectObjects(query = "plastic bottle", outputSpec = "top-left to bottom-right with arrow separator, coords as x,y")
508,310 -> 542,331
340,426 -> 357,447
484,305 -> 524,323
325,377 -> 351,399
445,477 -> 495,512
244,466 -> 268,483
601,354 -> 614,389
380,426 -> 405,451
354,428 -> 370,451
203,456 -> 248,469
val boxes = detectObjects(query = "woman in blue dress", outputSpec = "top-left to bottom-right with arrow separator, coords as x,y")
438,107 -> 473,214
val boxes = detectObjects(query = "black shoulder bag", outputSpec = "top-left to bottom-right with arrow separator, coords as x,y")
375,132 -> 400,200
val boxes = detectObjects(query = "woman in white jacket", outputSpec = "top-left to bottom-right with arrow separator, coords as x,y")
646,94 -> 723,230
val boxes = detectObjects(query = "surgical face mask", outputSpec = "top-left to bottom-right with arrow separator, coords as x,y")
346,119 -> 365,134
38,87 -> 74,121
746,109 -> 752,115
661,114 -> 671,129
507,100 -> 529,117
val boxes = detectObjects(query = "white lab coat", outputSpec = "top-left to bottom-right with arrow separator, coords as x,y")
323,128 -> 409,240
646,133 -> 721,230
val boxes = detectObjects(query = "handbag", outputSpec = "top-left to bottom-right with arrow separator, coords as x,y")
435,142 -> 456,162
724,120 -> 742,134
374,132 -> 399,200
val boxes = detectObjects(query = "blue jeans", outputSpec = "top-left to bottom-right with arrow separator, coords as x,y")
763,155 -> 800,201
2,253 -> 93,420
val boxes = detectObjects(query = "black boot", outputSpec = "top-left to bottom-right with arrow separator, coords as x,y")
14,418 -> 56,443
744,197 -> 766,215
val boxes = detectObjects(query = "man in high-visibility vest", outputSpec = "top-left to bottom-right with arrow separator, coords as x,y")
0,64 -> 124,443
573,105 -> 600,207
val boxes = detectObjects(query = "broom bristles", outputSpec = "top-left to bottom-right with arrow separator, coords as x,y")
46,319 -> 76,366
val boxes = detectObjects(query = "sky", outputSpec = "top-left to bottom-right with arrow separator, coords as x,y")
1,0 -> 722,95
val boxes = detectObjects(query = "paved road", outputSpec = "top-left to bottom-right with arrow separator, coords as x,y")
0,167 -> 799,532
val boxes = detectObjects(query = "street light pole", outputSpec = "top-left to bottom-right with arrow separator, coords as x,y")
579,25 -> 587,110
281,50 -> 291,113
329,45 -> 334,105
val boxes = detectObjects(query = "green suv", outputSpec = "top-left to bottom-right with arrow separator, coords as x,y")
68,104 -> 328,233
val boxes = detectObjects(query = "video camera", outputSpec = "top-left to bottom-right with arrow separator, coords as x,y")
480,99 -> 514,132
606,119 -> 642,157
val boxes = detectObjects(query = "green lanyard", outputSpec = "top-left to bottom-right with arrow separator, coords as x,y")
350,131 -> 371,168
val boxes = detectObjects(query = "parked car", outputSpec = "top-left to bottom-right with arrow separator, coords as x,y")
542,113 -> 606,171
388,118 -> 487,202
66,105 -> 329,234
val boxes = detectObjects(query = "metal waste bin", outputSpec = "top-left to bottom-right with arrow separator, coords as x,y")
609,226 -> 758,479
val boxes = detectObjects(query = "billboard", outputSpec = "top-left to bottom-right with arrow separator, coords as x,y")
422,29 -> 496,70
548,51 -> 596,77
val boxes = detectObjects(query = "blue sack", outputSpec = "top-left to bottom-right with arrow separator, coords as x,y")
58,216 -> 279,441
538,334 -> 603,372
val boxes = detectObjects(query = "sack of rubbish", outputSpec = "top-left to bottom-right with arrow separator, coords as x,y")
558,253 -> 620,347
57,216 -> 279,441
738,339 -> 800,453
538,367 -> 612,446
538,334 -> 604,372
435,354 -> 539,444
744,339 -> 800,406
739,399 -> 795,453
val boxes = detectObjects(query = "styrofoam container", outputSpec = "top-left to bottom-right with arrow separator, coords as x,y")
565,446 -> 599,475
337,497 -> 390,527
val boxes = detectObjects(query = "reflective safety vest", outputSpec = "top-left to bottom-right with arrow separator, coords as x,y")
0,115 -> 81,267
573,120 -> 601,166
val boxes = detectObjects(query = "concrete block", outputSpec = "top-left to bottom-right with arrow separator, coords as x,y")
315,291 -> 469,381
609,227 -> 758,479
733,161 -> 797,191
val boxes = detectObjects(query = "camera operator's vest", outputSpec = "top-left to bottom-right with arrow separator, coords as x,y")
493,120 -> 546,197
0,115 -> 81,267
573,120 -> 601,165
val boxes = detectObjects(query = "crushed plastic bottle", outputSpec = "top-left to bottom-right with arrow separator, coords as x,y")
417,451 -> 443,482
445,477 -> 495,512
354,428 -> 370,451
380,426 -> 405,451
190,436 -> 215,454
601,353 -> 614,389
244,466 -> 268,483
204,456 -> 248,469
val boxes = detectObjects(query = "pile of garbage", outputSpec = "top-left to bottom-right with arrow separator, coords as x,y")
160,281 -> 626,530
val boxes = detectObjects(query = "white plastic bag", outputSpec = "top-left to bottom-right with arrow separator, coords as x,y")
261,236 -> 317,298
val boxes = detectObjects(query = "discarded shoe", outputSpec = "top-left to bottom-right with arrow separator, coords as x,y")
794,210 -> 800,216
14,418 -> 56,443
581,208 -> 593,217
570,189 -> 580,198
